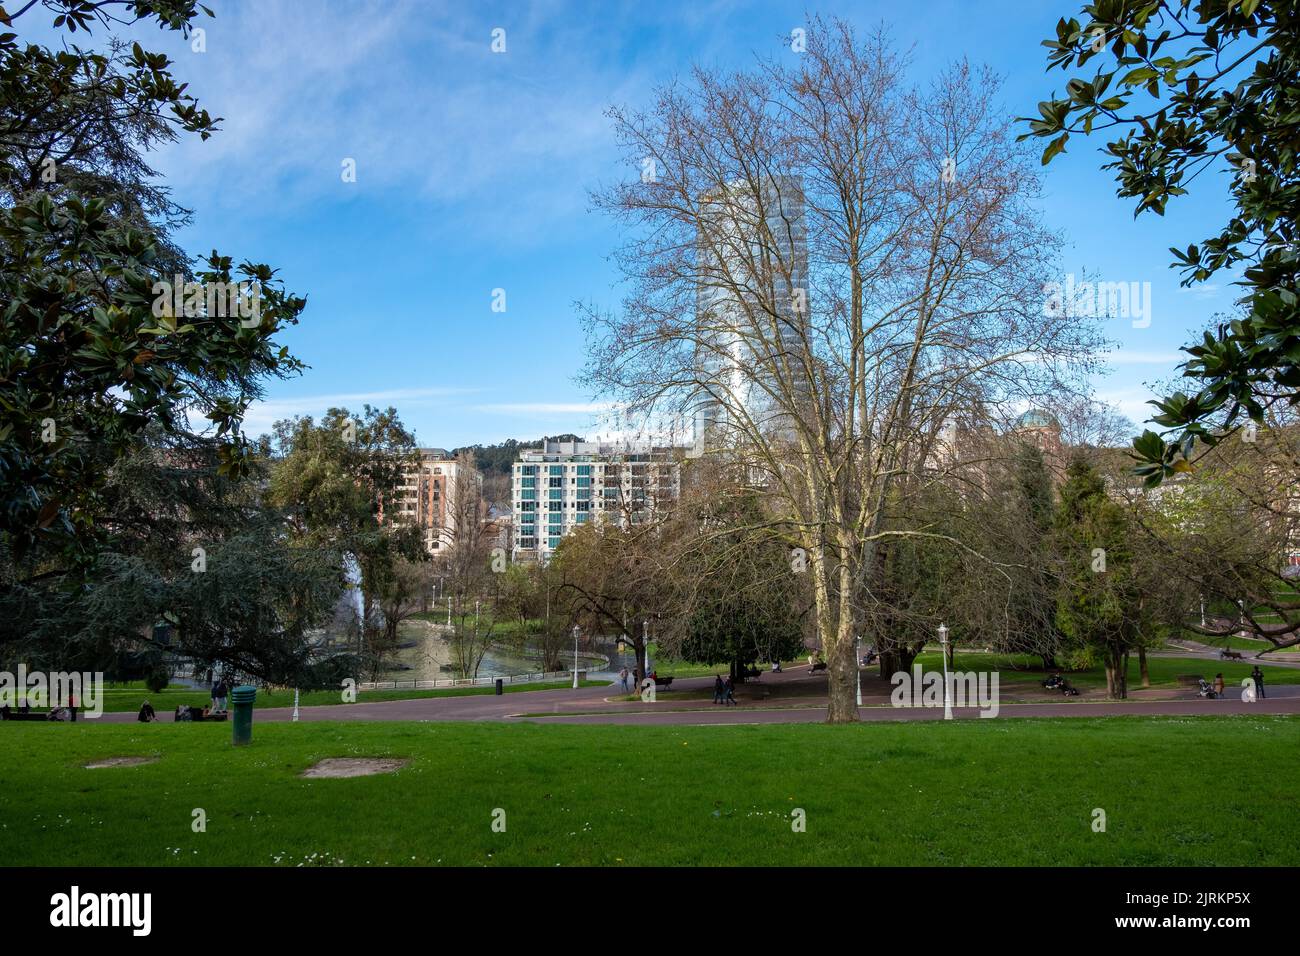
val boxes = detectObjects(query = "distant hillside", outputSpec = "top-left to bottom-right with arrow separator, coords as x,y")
453,434 -> 584,477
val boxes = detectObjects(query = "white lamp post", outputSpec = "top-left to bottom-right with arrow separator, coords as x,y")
855,635 -> 862,706
292,687 -> 300,722
938,623 -> 952,720
572,625 -> 582,689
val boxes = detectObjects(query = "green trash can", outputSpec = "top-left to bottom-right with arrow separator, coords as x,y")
231,685 -> 257,746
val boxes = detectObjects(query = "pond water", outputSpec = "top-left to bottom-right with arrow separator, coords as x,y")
377,619 -> 607,681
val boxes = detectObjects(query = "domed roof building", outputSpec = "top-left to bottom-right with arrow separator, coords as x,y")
1013,408 -> 1065,479
1016,409 -> 1060,430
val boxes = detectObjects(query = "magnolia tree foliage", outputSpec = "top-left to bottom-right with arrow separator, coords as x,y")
1023,1 -> 1299,480
0,2 -> 322,675
0,2 -> 306,567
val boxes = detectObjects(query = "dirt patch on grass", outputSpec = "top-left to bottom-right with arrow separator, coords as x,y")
299,757 -> 409,779
84,756 -> 157,769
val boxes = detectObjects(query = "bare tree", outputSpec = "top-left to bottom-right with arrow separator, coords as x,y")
582,21 -> 1102,721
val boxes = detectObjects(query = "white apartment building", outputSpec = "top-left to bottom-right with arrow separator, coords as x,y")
510,440 -> 681,560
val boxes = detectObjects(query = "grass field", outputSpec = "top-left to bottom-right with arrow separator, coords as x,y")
13,680 -> 605,715
1,716 -> 1295,866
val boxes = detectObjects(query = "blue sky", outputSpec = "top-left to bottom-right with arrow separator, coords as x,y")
40,0 -> 1242,447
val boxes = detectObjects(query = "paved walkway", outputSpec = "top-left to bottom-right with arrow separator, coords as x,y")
88,667 -> 1300,726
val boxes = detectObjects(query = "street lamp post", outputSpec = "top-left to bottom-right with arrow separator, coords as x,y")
572,625 -> 581,689
292,687 -> 299,722
938,623 -> 952,720
855,635 -> 862,707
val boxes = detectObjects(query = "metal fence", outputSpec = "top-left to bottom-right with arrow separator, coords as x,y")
358,670 -> 581,691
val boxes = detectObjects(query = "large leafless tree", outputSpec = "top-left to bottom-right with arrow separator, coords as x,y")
582,21 -> 1103,721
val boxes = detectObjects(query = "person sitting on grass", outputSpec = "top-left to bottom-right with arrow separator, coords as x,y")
137,700 -> 157,723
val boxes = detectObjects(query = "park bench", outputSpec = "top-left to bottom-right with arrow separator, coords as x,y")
2,710 -> 49,721
808,661 -> 827,674
173,706 -> 228,722
1175,674 -> 1203,687
646,676 -> 674,690
1220,649 -> 1244,660
2,707 -> 78,721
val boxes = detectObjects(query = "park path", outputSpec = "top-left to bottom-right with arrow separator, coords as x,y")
85,667 -> 1300,726
1156,638 -> 1300,667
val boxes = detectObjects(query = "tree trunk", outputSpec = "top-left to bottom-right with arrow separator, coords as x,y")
1105,648 -> 1128,700
825,624 -> 858,722
633,639 -> 646,687
1139,646 -> 1150,688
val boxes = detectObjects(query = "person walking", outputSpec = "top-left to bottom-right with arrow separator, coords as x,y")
1213,673 -> 1225,698
723,675 -> 738,706
1250,665 -> 1266,699
212,676 -> 229,713
713,675 -> 725,705
618,667 -> 629,693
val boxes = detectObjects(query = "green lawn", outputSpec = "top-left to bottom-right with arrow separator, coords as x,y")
16,680 -> 606,714
1,716 -> 1295,866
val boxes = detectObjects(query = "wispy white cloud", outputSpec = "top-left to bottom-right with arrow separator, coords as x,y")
147,0 -> 657,244
472,401 -> 614,415
1103,350 -> 1185,366
241,385 -> 481,435
1095,385 -> 1161,428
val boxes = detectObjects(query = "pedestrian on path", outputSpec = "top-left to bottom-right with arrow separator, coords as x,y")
1213,673 -> 1225,698
723,676 -> 738,706
1251,665 -> 1266,699
713,675 -> 725,705
212,676 -> 229,713
618,667 -> 629,692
